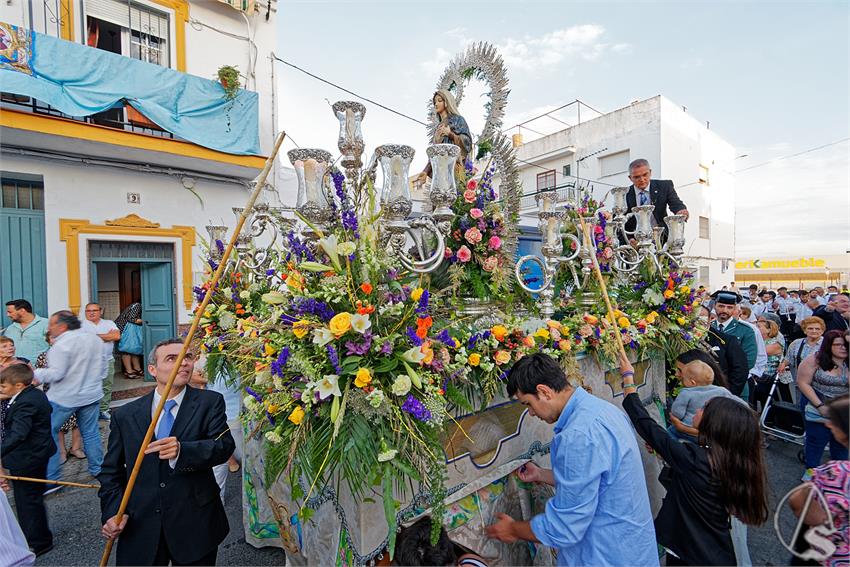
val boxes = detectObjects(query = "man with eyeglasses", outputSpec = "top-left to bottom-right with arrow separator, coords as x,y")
622,158 -> 689,244
99,338 -> 235,566
82,303 -> 120,421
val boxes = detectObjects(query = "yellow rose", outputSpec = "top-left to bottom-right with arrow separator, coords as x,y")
468,353 -> 481,366
677,317 -> 688,325
617,316 -> 631,328
558,339 -> 572,352
354,367 -> 372,388
680,285 -> 691,295
421,344 -> 434,365
491,325 -> 508,341
663,289 -> 675,299
328,312 -> 352,337
494,350 -> 511,365
288,405 -> 305,425
534,328 -> 550,339
263,343 -> 275,356
292,320 -> 310,339
410,287 -> 424,301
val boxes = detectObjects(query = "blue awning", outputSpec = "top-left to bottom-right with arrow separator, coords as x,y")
0,22 -> 261,156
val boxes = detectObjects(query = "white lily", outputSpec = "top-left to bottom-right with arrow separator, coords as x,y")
318,234 -> 342,272
312,327 -> 334,347
401,346 -> 426,364
350,313 -> 372,334
316,374 -> 342,400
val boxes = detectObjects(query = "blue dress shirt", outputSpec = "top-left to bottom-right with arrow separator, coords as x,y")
530,387 -> 659,566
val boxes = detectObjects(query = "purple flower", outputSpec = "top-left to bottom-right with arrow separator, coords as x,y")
287,231 -> 315,262
345,332 -> 373,356
266,268 -> 276,277
270,347 -> 290,377
215,239 -> 225,255
193,286 -> 206,302
379,341 -> 393,355
435,329 -> 453,346
406,326 -> 423,346
386,269 -> 399,281
327,344 -> 341,374
291,297 -> 335,322
207,258 -> 219,271
416,290 -> 430,314
401,395 -> 432,422
245,386 -> 263,403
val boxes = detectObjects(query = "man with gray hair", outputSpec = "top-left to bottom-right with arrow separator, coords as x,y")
624,158 -> 689,240
34,310 -> 105,489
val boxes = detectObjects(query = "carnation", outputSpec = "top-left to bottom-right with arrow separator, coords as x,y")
488,236 -> 502,250
469,208 -> 484,219
457,245 -> 472,263
464,227 -> 483,245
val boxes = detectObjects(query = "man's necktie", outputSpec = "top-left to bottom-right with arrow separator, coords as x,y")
639,190 -> 649,206
157,399 -> 177,439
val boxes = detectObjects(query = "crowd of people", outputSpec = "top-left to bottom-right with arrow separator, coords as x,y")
0,284 -> 847,566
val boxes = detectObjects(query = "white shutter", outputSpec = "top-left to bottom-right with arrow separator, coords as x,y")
130,6 -> 169,40
85,0 -> 132,28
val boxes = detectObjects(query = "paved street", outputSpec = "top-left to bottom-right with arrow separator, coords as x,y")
10,420 -> 810,566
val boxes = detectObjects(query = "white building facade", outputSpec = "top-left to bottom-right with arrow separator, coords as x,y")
0,0 -> 294,348
514,95 -> 736,291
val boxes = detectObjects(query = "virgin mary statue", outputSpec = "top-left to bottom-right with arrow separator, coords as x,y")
415,89 -> 472,183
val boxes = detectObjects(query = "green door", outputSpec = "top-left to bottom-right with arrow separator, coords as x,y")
141,262 -> 176,379
0,177 -> 47,327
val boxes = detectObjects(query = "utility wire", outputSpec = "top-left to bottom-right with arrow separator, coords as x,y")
272,55 -> 428,126
736,138 -> 850,173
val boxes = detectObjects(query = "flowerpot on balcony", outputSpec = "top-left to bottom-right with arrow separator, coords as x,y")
125,103 -> 160,130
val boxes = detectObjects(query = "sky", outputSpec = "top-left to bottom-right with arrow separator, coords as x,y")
275,1 -> 850,258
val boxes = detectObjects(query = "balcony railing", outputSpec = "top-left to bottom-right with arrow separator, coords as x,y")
29,0 -> 71,39
1,93 -> 177,140
519,182 -> 580,212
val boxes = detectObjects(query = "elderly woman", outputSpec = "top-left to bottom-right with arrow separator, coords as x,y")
797,330 -> 850,470
779,316 -> 826,408
752,318 -> 786,411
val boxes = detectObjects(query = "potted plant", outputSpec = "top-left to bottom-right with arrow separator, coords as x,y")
217,65 -> 240,100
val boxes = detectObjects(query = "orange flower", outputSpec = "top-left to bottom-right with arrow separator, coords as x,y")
491,325 -> 508,341
421,342 -> 434,365
356,301 -> 375,315
360,282 -> 373,294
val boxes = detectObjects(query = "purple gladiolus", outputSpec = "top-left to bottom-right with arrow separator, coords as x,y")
401,395 -> 431,422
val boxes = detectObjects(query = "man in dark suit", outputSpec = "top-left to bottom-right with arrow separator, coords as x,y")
623,158 -> 689,240
0,362 -> 56,555
699,305 -> 750,396
99,338 -> 235,566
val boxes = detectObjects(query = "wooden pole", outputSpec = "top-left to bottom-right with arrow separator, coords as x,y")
578,216 -> 629,362
99,132 -> 286,566
0,474 -> 98,489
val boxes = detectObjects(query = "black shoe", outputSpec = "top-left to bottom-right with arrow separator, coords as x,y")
31,543 -> 54,557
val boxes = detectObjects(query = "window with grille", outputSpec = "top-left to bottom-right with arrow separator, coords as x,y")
562,164 -> 571,177
699,216 -> 710,239
0,178 -> 45,210
86,0 -> 171,67
536,170 -> 556,191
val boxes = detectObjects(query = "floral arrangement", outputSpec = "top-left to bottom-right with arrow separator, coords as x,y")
441,160 -> 513,301
196,171 -> 568,554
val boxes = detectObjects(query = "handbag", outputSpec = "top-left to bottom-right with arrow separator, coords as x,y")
118,322 -> 143,355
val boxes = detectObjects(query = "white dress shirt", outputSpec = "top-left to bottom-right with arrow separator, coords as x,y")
81,318 -> 119,361
740,319 -> 768,377
34,328 -> 105,408
151,387 -> 186,468
774,296 -> 793,316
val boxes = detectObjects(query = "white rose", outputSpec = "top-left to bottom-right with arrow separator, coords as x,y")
391,375 -> 411,396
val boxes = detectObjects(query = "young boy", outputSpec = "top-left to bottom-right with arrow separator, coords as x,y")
0,363 -> 56,555
669,359 -> 745,442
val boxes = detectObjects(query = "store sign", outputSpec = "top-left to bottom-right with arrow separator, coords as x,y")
735,258 -> 826,270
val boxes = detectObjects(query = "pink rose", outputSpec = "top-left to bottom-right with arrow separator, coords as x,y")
488,236 -> 502,250
457,245 -> 472,263
470,208 -> 484,219
594,225 -> 603,235
444,247 -> 453,258
603,247 -> 614,259
464,227 -> 482,245
482,255 -> 499,272
467,179 -> 478,190
463,189 -> 476,203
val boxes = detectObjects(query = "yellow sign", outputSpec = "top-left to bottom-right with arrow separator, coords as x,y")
736,258 -> 826,270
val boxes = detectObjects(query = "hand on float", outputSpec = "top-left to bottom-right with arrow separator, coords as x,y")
485,513 -> 519,543
517,462 -> 543,484
675,209 -> 690,221
145,437 -> 180,460
102,514 -> 128,540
